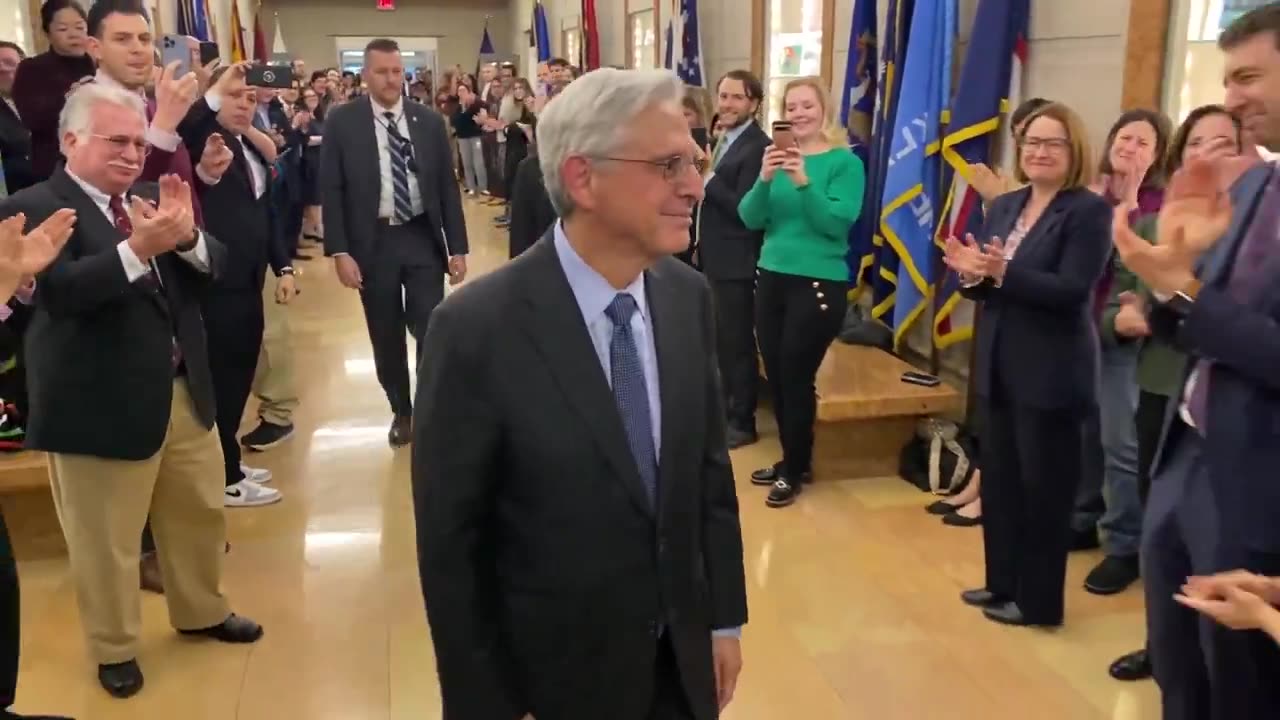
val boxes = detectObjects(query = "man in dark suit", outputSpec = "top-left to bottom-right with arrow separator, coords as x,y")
0,41 -> 35,195
322,37 -> 468,447
3,83 -> 263,700
1115,6 -> 1280,718
414,68 -> 747,720
180,64 -> 294,507
695,70 -> 769,448
508,153 -> 556,258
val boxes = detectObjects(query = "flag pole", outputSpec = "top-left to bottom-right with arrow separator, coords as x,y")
929,111 -> 949,376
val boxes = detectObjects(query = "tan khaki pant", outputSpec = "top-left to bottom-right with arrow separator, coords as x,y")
253,274 -> 298,426
49,379 -> 230,664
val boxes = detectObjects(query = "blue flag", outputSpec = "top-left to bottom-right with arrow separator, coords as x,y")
865,0 -> 915,322
878,0 -> 955,346
933,0 -> 1029,349
533,1 -> 552,63
840,0 -> 877,288
664,0 -> 705,86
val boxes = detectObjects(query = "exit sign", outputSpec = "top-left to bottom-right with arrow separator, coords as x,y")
376,0 -> 394,10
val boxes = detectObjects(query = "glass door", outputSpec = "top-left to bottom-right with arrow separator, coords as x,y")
763,0 -> 825,128
627,9 -> 656,69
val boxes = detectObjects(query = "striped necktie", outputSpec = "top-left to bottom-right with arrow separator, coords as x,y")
383,112 -> 414,223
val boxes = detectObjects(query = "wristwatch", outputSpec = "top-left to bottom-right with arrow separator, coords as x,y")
175,228 -> 199,252
1165,278 -> 1203,317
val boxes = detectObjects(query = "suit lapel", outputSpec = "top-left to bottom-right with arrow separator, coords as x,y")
1202,163 -> 1270,285
355,96 -> 383,212
225,133 -> 257,201
519,237 -> 657,518
645,261 -> 691,527
1007,190 -> 1069,266
717,121 -> 764,170
404,103 -> 433,192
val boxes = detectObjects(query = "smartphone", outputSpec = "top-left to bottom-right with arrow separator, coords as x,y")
198,41 -> 219,66
246,64 -> 294,89
901,370 -> 942,388
160,34 -> 197,78
771,120 -> 796,150
691,126 -> 709,150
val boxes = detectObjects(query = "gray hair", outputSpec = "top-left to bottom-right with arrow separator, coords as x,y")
58,82 -> 147,140
536,68 -> 685,216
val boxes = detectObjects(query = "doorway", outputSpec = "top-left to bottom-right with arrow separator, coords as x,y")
333,35 -> 438,84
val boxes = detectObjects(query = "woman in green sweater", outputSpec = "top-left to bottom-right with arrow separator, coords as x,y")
737,77 -> 865,508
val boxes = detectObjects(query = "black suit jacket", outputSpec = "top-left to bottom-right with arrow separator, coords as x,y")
179,99 -> 288,291
0,99 -> 34,193
320,95 -> 467,267
961,186 -> 1112,411
696,122 -> 769,280
412,233 -> 748,720
4,169 -> 225,460
507,154 -> 556,259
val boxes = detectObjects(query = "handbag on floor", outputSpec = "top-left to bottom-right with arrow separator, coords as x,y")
898,418 -> 976,495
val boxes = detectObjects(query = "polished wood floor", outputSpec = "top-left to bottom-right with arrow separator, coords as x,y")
8,198 -> 1161,719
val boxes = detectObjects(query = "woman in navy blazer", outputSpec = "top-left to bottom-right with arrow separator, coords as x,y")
944,102 -> 1113,627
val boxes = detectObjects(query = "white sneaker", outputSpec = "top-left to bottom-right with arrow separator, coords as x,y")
240,463 -> 272,484
225,480 -> 282,507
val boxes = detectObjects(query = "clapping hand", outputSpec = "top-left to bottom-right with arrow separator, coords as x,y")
1113,291 -> 1151,338
1114,158 -> 1232,296
126,175 -> 196,261
0,211 -> 76,301
197,133 -> 234,183
968,162 -> 1006,203
1176,570 -> 1280,631
943,233 -> 994,278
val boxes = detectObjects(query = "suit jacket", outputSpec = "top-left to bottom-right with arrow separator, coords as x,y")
4,169 -> 225,460
961,186 -> 1113,411
696,122 -> 770,280
0,98 -> 34,193
179,99 -> 288,292
508,154 -> 556,259
320,95 -> 467,267
1149,163 -> 1280,551
412,233 -> 748,720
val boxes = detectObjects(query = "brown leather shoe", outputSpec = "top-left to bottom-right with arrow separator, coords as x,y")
139,553 -> 164,594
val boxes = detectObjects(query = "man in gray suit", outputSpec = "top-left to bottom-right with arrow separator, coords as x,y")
413,69 -> 747,720
321,38 -> 467,447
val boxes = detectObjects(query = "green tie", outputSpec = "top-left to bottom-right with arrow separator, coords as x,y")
711,138 -> 726,169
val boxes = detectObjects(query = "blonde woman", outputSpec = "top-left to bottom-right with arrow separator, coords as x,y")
738,77 -> 865,508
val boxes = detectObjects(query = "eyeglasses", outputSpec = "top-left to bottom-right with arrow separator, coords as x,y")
594,154 -> 702,181
1021,137 -> 1070,153
90,134 -> 151,158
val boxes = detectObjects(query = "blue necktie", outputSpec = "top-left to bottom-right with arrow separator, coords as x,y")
605,294 -> 657,507
383,111 -> 414,222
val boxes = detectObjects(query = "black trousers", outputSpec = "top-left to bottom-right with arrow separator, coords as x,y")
204,289 -> 266,486
1134,390 -> 1169,504
710,278 -> 758,432
755,269 -> 847,477
979,397 -> 1086,625
648,636 -> 696,720
0,508 -> 17,709
359,220 -> 445,418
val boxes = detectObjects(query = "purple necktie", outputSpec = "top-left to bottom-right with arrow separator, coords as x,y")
1187,166 -> 1280,430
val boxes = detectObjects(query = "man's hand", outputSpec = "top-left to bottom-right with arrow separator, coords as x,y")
127,175 -> 195,261
1114,291 -> 1151,338
152,61 -> 201,134
21,209 -> 76,276
275,273 -> 298,304
1176,583 -> 1278,631
211,61 -> 250,101
712,635 -> 742,711
0,216 -> 30,302
448,255 -> 467,286
193,57 -> 221,95
335,254 -> 363,290
1181,570 -> 1280,605
197,134 -> 234,183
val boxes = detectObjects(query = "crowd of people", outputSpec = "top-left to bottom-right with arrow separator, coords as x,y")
0,0 -> 1277,718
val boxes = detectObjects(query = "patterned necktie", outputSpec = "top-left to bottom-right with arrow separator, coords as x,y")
111,194 -> 182,370
605,293 -> 657,507
383,111 -> 414,223
1187,166 -> 1280,431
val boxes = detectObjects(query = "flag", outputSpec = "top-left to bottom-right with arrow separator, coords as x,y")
864,0 -> 916,321
176,0 -> 212,41
582,0 -> 600,70
475,18 -> 496,78
252,3 -> 268,63
271,12 -> 287,60
532,1 -> 552,63
877,0 -> 955,346
840,0 -> 877,288
662,0 -> 704,85
933,0 -> 1030,348
229,0 -> 246,62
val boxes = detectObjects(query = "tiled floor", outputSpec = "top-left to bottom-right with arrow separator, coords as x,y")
7,197 -> 1161,719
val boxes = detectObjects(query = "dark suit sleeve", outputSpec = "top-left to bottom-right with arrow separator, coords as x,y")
996,195 -> 1112,310
433,112 -> 469,257
697,278 -> 749,630
320,109 -> 350,257
508,157 -> 542,259
703,136 -> 764,215
411,298 -> 521,719
1174,286 -> 1280,392
178,97 -> 220,165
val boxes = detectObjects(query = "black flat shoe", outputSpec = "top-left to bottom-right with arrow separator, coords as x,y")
765,477 -> 801,507
389,415 -> 412,448
751,463 -> 811,486
97,659 -> 143,699
1109,649 -> 1152,681
179,613 -> 264,643
925,499 -> 964,515
1084,554 -> 1140,595
960,588 -> 1006,607
982,601 -> 1060,628
942,511 -> 982,527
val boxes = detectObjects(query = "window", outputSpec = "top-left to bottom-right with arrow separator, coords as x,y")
1167,0 -> 1271,122
627,9 -> 656,69
563,21 -> 581,68
763,0 -> 825,129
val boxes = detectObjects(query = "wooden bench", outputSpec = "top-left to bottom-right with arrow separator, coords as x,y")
0,451 -> 65,559
808,345 -> 962,480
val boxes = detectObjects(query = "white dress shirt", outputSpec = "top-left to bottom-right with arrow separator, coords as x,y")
235,134 -> 268,199
64,169 -> 210,281
370,97 -> 425,221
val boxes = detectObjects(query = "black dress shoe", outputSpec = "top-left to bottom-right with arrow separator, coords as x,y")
765,476 -> 802,508
960,588 -> 1005,607
97,659 -> 143,699
942,510 -> 982,527
388,415 -> 412,448
751,463 -> 811,486
178,614 -> 264,643
982,601 -> 1060,627
1084,554 -> 1140,595
726,427 -> 758,449
1109,649 -> 1152,681
925,499 -> 963,515
3,710 -> 75,719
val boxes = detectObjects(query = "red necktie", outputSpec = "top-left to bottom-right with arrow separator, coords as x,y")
108,194 -> 133,235
112,194 -> 182,371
